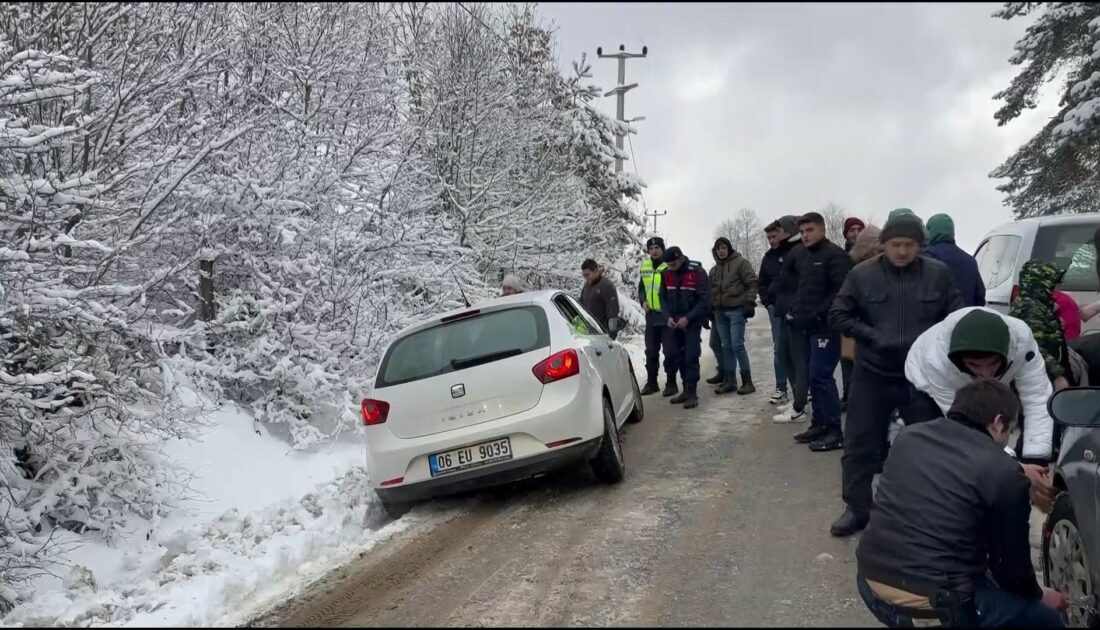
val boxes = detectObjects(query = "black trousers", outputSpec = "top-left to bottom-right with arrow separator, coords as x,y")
644,324 -> 676,386
842,364 -> 941,520
841,357 -> 853,401
777,320 -> 809,412
666,324 -> 703,392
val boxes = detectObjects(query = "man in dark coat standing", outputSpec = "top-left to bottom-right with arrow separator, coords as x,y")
786,212 -> 852,452
658,246 -> 711,410
580,259 -> 620,336
924,213 -> 986,307
828,212 -> 964,537
840,217 -> 866,409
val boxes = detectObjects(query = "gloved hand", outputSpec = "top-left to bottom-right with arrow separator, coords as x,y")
744,304 -> 756,319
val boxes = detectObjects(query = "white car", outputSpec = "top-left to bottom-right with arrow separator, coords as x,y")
362,290 -> 644,517
976,213 -> 1100,332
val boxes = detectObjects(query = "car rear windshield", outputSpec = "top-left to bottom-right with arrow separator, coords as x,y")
377,306 -> 551,387
1032,223 -> 1100,292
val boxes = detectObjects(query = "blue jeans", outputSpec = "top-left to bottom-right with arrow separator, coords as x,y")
857,574 -> 1063,628
806,332 -> 841,429
768,308 -> 788,392
715,308 -> 750,377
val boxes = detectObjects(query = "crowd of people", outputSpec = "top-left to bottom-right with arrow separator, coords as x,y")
626,209 -> 1100,628
496,209 -> 1100,627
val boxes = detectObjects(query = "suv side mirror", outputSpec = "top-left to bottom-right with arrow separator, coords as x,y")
607,318 -> 624,334
1048,387 -> 1100,427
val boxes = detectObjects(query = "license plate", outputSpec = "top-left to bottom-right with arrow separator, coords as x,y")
429,437 -> 512,477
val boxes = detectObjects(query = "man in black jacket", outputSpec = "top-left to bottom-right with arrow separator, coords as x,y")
658,246 -> 711,409
827,212 -> 963,536
855,379 -> 1066,628
770,215 -> 808,419
785,212 -> 851,451
759,220 -> 792,405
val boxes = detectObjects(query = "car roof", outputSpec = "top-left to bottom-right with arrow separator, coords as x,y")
982,212 -> 1100,240
392,290 -> 564,339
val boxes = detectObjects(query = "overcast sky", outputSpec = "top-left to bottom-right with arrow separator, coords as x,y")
536,1 -> 1061,262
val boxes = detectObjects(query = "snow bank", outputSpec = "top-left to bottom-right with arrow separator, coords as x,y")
1,402 -> 403,628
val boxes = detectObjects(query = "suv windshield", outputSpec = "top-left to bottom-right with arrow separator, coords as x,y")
1032,223 -> 1100,292
377,306 -> 550,387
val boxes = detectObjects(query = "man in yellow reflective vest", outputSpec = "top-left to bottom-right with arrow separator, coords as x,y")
638,237 -> 677,396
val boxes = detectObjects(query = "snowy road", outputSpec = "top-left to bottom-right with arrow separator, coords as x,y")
249,321 -> 877,627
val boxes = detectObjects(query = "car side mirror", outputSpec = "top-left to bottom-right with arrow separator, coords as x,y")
1048,387 -> 1100,427
607,318 -> 624,334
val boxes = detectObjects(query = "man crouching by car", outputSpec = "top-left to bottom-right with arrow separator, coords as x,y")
855,378 -> 1067,628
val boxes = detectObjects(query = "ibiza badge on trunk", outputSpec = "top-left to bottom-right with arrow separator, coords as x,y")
451,384 -> 466,399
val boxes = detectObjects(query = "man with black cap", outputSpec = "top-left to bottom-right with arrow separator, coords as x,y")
828,211 -> 963,537
785,212 -> 851,450
638,236 -> 677,396
658,246 -> 711,409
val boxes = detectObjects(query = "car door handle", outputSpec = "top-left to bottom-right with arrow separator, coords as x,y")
1086,449 -> 1096,463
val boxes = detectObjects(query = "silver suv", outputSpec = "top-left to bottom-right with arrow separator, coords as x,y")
975,213 -> 1100,332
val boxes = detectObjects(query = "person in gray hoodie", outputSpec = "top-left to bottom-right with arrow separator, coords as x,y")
709,237 -> 760,394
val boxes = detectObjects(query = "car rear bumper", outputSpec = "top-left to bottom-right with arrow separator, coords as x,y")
375,437 -> 600,503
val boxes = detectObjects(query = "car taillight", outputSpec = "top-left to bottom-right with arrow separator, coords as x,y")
532,349 -> 580,384
361,398 -> 390,425
1010,284 -> 1020,304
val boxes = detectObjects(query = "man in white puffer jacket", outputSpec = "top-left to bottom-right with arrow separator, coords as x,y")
905,307 -> 1054,463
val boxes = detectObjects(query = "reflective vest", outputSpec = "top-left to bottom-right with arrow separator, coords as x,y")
640,258 -> 666,310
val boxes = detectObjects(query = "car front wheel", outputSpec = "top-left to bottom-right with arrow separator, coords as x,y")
590,397 -> 625,483
1043,491 -> 1099,627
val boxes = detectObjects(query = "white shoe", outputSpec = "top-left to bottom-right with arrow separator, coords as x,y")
773,408 -> 807,423
769,390 -> 789,405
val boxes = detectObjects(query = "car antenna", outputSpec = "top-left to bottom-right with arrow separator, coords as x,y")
450,268 -> 472,308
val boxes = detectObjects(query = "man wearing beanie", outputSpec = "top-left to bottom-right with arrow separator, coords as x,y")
785,212 -> 851,449
840,216 -> 866,410
828,212 -> 963,537
906,307 -> 1058,510
843,217 -> 865,253
638,236 -> 677,396
925,213 -> 986,307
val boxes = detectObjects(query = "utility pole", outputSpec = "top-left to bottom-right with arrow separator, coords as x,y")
644,208 -> 667,233
597,44 -> 647,173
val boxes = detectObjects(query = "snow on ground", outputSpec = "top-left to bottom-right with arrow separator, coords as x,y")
1,388 -> 407,628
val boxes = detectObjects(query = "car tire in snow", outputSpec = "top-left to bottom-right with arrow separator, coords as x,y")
1042,491 -> 1099,628
590,397 -> 625,483
627,366 -> 644,424
381,498 -> 414,520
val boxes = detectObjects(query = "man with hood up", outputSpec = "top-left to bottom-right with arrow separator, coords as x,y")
924,213 -> 985,308
1009,260 -> 1071,392
709,236 -> 760,395
905,307 -> 1057,509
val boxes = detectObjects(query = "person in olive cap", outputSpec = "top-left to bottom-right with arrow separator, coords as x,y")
828,211 -> 963,536
638,236 -> 677,396
906,307 -> 1057,510
925,213 -> 986,307
658,246 -> 711,409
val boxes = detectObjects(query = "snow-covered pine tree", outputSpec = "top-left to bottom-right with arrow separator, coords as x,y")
991,2 -> 1100,218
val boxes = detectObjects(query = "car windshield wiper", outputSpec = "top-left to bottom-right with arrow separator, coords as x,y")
449,348 -> 523,371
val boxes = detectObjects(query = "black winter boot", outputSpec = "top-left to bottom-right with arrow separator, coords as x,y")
715,372 -> 738,394
737,372 -> 756,395
705,373 -> 724,385
662,381 -> 679,398
640,382 -> 660,396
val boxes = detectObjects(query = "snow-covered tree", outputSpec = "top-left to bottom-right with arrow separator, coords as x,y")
991,2 -> 1100,218
714,208 -> 766,266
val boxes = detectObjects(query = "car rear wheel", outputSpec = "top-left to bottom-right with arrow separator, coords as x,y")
1043,492 -> 1099,627
590,397 -> 625,483
380,496 -> 415,520
627,365 -> 644,424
